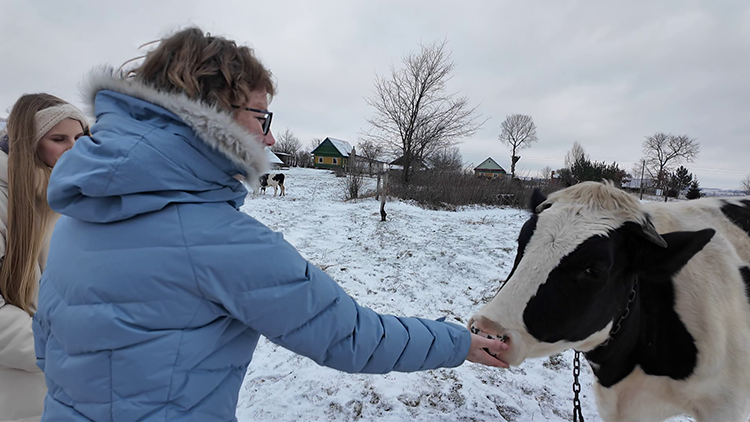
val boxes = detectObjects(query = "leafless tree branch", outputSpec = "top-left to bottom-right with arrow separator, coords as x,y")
741,174 -> 750,195
273,128 -> 302,155
642,133 -> 699,189
498,114 -> 539,178
362,39 -> 485,183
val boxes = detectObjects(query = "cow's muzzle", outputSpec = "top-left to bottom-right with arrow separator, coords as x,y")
468,316 -> 527,366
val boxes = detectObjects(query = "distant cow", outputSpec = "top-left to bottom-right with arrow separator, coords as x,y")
259,173 -> 285,196
470,182 -> 750,422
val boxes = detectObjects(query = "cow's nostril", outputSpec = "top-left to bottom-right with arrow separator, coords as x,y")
483,347 -> 499,358
470,316 -> 508,341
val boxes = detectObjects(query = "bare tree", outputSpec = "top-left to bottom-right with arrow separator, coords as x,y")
344,168 -> 365,200
642,133 -> 699,190
363,39 -> 485,183
537,166 -> 553,180
270,129 -> 302,167
741,174 -> 750,195
302,138 -> 324,168
564,142 -> 587,169
356,139 -> 384,175
309,138 -> 323,151
498,114 -> 538,178
273,129 -> 302,156
427,147 -> 463,173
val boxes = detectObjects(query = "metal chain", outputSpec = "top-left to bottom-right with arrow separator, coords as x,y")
609,287 -> 637,337
571,279 -> 639,421
573,351 -> 585,422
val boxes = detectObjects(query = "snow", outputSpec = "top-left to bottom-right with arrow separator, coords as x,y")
237,167 -> 694,422
327,137 -> 354,157
266,147 -> 284,164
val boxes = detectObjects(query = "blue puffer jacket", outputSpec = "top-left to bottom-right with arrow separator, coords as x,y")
32,70 -> 471,422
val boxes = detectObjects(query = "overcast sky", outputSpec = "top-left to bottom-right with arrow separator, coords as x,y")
1,0 -> 748,189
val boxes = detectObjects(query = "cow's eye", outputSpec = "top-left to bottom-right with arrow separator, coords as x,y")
577,266 -> 603,281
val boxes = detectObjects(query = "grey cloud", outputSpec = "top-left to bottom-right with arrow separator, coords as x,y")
1,0 -> 747,188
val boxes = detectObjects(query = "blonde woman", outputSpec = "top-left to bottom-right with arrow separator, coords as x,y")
33,27 -> 507,421
0,94 -> 87,422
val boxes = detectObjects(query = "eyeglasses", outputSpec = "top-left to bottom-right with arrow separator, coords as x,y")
231,105 -> 273,135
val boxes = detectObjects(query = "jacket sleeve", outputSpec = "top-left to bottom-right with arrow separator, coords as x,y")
191,214 -> 471,374
0,298 -> 42,372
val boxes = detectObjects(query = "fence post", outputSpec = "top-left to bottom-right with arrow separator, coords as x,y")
380,171 -> 388,222
376,173 -> 381,201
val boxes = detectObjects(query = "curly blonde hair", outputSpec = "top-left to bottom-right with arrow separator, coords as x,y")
127,27 -> 276,112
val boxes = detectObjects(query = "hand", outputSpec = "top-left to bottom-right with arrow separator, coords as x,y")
466,333 -> 510,368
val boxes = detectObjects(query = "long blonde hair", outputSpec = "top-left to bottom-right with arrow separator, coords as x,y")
1,94 -> 68,315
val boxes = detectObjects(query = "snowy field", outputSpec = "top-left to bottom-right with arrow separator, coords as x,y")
236,167 -> 692,422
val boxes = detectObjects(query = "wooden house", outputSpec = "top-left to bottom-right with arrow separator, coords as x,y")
474,157 -> 507,179
311,137 -> 353,169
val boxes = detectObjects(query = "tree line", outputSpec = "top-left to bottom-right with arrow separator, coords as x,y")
272,37 -> 748,202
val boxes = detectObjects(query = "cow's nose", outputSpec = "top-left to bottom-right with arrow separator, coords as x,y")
469,315 -> 508,340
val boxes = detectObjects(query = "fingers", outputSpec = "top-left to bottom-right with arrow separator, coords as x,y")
476,335 -> 508,356
475,351 -> 510,368
466,333 -> 510,368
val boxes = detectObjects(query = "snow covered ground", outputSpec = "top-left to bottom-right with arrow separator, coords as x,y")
236,167 -> 693,422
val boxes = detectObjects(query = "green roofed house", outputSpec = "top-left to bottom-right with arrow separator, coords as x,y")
474,157 -> 507,179
311,137 -> 353,169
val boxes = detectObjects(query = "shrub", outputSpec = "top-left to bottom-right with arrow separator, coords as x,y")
385,169 -> 551,209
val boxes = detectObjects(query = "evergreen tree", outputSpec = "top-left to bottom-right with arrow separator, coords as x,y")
685,179 -> 703,199
559,156 -> 627,187
667,166 -> 693,198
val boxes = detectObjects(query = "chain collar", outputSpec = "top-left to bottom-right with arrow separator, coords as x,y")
572,278 -> 638,421
600,278 -> 638,348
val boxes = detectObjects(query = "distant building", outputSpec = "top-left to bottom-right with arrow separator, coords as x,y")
388,156 -> 428,171
352,155 -> 387,175
311,137 -> 352,169
265,147 -> 283,170
622,177 -> 654,192
272,151 -> 295,168
474,157 -> 507,179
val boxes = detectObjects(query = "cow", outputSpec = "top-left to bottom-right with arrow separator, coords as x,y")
259,173 -> 285,196
469,181 -> 750,422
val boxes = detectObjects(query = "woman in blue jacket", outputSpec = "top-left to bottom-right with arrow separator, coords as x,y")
33,27 -> 507,421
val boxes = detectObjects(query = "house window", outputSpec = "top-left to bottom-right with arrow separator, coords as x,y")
318,157 -> 324,163
493,173 -> 498,178
332,157 -> 338,165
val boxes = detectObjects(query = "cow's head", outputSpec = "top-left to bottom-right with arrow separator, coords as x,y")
469,181 -> 714,366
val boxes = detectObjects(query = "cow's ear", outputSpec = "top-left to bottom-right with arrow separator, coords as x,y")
622,217 -> 668,248
636,228 -> 715,277
639,216 -> 668,248
530,189 -> 548,213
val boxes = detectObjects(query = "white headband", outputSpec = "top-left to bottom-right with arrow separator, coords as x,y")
34,104 -> 88,143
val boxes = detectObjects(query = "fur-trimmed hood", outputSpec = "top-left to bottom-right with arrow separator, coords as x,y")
80,68 -> 269,179
46,68 -> 269,223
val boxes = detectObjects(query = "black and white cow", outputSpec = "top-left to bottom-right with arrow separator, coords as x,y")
470,181 -> 750,422
259,173 -> 285,196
